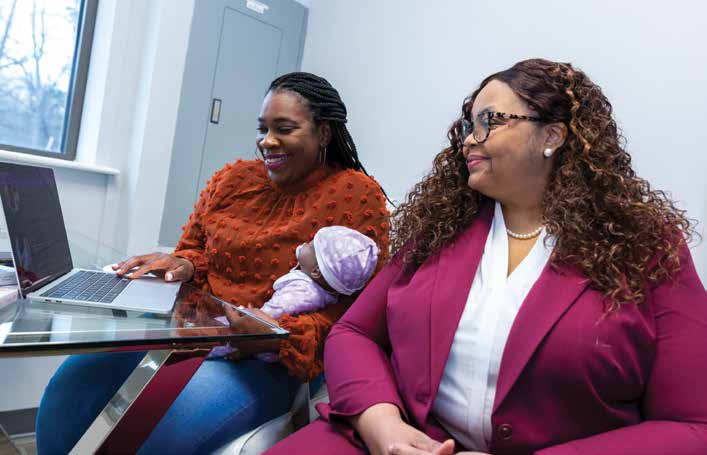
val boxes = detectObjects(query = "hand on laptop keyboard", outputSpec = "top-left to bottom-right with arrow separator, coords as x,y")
113,252 -> 195,282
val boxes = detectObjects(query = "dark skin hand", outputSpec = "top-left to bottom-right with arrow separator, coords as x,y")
222,304 -> 283,359
112,252 -> 194,281
174,301 -> 283,358
114,255 -> 282,358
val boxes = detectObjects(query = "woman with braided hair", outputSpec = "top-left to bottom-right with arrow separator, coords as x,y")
267,59 -> 706,454
36,72 -> 390,454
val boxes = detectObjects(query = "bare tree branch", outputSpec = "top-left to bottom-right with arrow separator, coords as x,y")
0,0 -> 18,60
0,87 -> 25,106
5,56 -> 34,92
0,61 -> 20,71
44,61 -> 71,91
1,0 -> 82,151
38,6 -> 47,63
30,0 -> 43,91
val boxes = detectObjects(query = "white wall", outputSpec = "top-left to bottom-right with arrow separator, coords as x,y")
301,0 -> 707,280
85,0 -> 195,256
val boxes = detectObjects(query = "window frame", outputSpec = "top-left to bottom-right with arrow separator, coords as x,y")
0,0 -> 98,161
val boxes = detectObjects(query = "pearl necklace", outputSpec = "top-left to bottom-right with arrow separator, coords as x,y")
506,225 -> 543,240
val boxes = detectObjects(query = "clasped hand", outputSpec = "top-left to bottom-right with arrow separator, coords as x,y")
355,404 -> 490,455
385,429 -> 489,455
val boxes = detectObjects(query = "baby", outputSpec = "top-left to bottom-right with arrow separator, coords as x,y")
210,226 -> 380,361
255,225 -> 380,362
261,225 -> 380,319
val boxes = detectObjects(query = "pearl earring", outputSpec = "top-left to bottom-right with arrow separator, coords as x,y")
543,148 -> 554,158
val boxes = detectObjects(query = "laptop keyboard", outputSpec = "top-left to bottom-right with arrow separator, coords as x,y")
41,271 -> 131,303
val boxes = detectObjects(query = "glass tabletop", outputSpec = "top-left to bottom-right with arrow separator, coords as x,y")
0,231 -> 287,356
0,283 -> 287,355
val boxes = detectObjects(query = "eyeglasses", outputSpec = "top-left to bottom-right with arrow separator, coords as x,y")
461,111 -> 544,144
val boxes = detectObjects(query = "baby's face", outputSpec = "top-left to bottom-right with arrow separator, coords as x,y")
296,242 -> 319,277
296,242 -> 335,292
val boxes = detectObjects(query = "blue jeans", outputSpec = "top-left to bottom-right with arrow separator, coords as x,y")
36,352 -> 309,454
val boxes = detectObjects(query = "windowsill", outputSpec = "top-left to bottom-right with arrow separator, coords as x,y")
0,149 -> 119,176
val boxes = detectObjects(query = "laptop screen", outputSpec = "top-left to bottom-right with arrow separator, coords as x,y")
0,163 -> 73,297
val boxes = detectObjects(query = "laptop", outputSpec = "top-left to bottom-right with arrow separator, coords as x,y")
0,162 -> 180,314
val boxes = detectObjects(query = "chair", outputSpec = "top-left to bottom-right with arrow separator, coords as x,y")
210,382 -> 329,454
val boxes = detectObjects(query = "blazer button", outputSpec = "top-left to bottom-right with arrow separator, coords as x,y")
498,423 -> 513,440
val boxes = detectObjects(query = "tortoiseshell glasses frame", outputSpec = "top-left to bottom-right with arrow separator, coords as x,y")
461,111 -> 544,144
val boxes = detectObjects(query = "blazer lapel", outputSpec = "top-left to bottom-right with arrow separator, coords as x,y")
427,202 -> 494,405
493,263 -> 590,412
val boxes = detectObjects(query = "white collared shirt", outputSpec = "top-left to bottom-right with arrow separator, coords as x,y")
431,201 -> 553,451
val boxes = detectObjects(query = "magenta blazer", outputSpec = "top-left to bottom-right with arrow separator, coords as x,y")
269,203 -> 707,455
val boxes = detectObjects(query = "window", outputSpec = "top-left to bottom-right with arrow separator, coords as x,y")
0,0 -> 97,160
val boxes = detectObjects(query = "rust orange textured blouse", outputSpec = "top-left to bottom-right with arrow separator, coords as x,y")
172,159 -> 389,381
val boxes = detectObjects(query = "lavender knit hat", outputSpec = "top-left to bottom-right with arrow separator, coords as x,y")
313,226 -> 379,295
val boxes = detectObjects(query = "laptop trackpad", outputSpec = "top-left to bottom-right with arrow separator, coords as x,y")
113,278 -> 181,314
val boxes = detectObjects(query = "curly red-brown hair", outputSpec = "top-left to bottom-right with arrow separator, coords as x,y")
390,58 -> 695,309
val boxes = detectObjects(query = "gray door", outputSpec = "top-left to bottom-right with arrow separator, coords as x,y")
159,0 -> 307,247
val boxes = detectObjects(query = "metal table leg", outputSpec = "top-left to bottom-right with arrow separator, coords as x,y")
0,423 -> 20,455
70,348 -> 210,455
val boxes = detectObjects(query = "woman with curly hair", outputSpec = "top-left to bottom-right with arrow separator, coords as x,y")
267,59 -> 706,454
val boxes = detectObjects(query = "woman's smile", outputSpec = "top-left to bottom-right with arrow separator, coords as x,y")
263,152 -> 290,171
466,153 -> 489,171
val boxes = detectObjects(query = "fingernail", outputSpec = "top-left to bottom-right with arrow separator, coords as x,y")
166,272 -> 173,281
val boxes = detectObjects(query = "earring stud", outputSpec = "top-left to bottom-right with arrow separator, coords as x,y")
543,148 -> 554,158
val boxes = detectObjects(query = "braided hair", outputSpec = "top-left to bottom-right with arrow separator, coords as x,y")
267,72 -> 366,172
268,72 -> 391,203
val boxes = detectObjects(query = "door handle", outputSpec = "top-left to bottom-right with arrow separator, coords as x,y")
210,98 -> 222,124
